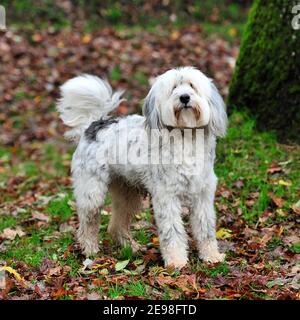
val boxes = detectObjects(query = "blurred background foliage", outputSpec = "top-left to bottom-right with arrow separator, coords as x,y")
3,0 -> 251,36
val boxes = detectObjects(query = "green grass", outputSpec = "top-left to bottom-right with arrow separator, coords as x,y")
216,111 -> 300,224
201,22 -> 245,41
42,144 -> 71,177
110,66 -> 122,82
125,280 -> 147,297
267,237 -> 284,250
0,216 -> 17,232
107,282 -> 126,299
0,224 -> 78,270
107,279 -> 148,298
134,229 -> 151,245
290,243 -> 300,254
117,245 -> 133,261
133,71 -> 148,85
22,162 -> 40,176
199,261 -> 229,277
46,195 -> 73,222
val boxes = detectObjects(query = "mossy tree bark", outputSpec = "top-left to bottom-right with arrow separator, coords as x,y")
228,0 -> 300,142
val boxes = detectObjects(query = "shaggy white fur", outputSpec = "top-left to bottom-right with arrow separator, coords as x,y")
57,67 -> 228,268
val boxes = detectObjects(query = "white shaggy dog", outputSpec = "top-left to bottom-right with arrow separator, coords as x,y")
57,67 -> 227,269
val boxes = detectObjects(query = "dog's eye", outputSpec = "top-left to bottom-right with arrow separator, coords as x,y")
172,84 -> 177,90
189,82 -> 195,89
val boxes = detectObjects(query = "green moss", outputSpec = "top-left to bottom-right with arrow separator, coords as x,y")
228,0 -> 300,143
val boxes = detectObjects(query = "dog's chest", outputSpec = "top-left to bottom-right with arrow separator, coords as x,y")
149,163 -> 206,193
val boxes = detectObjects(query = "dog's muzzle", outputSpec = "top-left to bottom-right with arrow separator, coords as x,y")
174,104 -> 201,121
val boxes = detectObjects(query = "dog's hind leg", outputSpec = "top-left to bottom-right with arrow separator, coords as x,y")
108,180 -> 142,250
73,170 -> 108,256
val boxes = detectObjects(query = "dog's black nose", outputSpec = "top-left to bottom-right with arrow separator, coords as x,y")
180,94 -> 190,104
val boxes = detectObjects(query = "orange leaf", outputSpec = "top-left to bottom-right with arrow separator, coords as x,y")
268,192 -> 284,208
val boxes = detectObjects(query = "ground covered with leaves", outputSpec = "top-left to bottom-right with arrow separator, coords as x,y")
0,20 -> 299,300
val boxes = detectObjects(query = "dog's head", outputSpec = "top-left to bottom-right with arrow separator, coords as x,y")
143,67 -> 227,137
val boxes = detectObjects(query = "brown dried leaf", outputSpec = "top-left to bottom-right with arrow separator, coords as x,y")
32,212 -> 50,222
268,192 -> 284,208
1,227 -> 25,240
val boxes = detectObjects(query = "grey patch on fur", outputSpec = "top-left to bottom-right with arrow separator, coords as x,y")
85,117 -> 120,141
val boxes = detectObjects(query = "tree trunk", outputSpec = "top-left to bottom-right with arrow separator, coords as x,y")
227,0 -> 300,143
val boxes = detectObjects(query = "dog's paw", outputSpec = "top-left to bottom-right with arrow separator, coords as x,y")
164,255 -> 188,270
110,230 -> 141,253
82,243 -> 99,257
199,240 -> 225,263
201,252 -> 225,264
130,239 -> 142,253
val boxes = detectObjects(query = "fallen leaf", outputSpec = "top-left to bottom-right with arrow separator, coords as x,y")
283,235 -> 300,246
1,227 -> 25,240
291,200 -> 300,214
276,209 -> 287,217
86,292 -> 102,300
0,266 -> 27,287
32,212 -> 50,222
171,30 -> 180,40
216,228 -> 232,240
269,192 -> 284,208
51,287 -> 67,299
234,179 -> 244,189
267,163 -> 283,174
82,34 -> 92,44
143,249 -> 159,265
82,259 -> 94,271
115,259 -> 129,271
151,237 -> 160,246
266,278 -> 286,288
278,180 -> 292,187
48,266 -> 62,276
228,28 -> 237,37
32,33 -> 43,42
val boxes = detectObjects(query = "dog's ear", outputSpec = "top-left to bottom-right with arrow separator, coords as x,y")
207,82 -> 228,137
143,90 -> 162,130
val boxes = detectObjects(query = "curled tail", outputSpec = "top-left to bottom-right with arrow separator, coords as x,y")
57,74 -> 124,141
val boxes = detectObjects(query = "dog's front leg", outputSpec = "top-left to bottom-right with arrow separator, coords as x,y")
152,194 -> 188,269
190,180 -> 225,263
